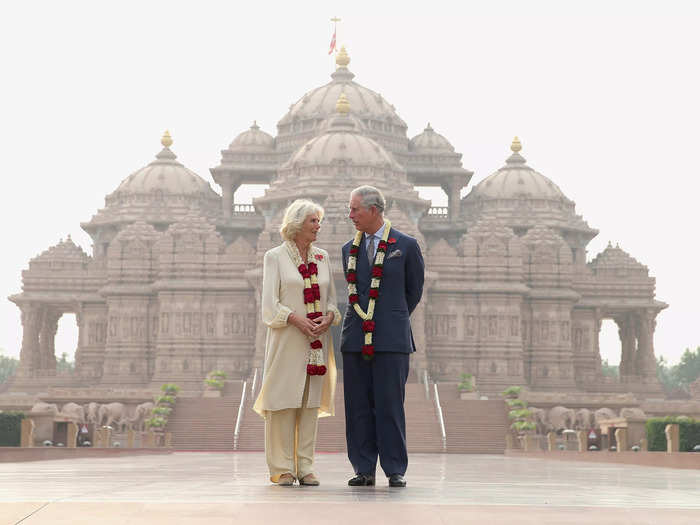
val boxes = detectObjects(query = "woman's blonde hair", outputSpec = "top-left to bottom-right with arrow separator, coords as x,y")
279,199 -> 324,241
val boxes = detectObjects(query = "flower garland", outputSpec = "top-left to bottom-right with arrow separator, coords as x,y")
346,220 -> 392,361
286,241 -> 327,376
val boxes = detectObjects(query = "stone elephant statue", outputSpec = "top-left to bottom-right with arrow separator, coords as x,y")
530,407 -> 551,435
98,402 -> 126,429
84,402 -> 100,425
60,403 -> 85,423
128,402 -> 154,431
620,407 -> 646,419
575,408 -> 593,430
548,406 -> 576,432
594,407 -> 618,426
30,402 -> 59,415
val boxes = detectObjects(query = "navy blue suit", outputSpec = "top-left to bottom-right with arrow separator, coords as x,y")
340,226 -> 424,477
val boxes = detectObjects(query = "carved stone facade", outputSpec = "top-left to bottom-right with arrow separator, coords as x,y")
7,47 -> 666,396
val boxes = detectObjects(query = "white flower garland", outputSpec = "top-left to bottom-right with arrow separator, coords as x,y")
346,220 -> 392,359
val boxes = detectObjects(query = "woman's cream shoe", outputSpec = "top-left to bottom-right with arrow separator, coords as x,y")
300,473 -> 320,486
278,473 -> 295,486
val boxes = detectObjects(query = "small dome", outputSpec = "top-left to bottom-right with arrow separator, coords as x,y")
589,242 -> 648,271
285,113 -> 400,170
114,133 -> 218,198
469,138 -> 566,201
410,123 -> 455,153
228,121 -> 275,151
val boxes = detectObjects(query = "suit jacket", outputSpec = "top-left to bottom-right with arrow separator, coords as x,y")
340,226 -> 424,353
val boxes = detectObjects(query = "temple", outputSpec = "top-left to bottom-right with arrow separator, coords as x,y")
6,47 -> 667,397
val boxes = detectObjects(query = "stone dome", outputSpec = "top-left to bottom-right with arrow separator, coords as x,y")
82,132 -> 223,245
469,137 -> 566,201
410,123 -> 455,153
284,112 -> 401,170
277,47 -> 407,131
114,132 -> 218,198
228,121 -> 275,151
462,138 -> 597,238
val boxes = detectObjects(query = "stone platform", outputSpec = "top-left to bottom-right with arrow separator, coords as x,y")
1,452 -> 698,524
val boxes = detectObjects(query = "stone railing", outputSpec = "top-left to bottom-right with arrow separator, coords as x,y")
427,206 -> 449,218
233,204 -> 256,215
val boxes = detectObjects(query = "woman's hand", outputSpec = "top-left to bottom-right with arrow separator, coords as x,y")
311,312 -> 334,337
288,313 -> 318,338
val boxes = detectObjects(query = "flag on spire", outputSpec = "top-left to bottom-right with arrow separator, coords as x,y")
329,17 -> 340,55
328,29 -> 337,55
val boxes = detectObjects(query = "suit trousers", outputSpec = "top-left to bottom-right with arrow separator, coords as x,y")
342,351 -> 410,477
264,376 -> 319,482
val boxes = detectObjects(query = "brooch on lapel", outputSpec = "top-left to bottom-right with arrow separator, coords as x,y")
314,254 -> 324,261
388,238 -> 397,244
387,249 -> 403,259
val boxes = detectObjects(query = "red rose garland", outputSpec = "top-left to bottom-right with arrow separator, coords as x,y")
287,241 -> 327,376
346,220 -> 392,361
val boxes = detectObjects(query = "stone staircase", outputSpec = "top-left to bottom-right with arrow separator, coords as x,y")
167,381 -> 243,450
238,382 -> 444,453
438,383 -> 508,454
167,379 -> 506,454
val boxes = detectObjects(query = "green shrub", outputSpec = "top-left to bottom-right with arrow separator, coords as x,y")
501,386 -> 522,398
209,370 -> 227,379
646,417 -> 700,452
205,378 -> 224,390
160,384 -> 180,396
151,407 -> 172,417
0,411 -> 25,446
155,395 -> 175,406
457,373 -> 474,392
512,421 -> 536,432
146,416 -> 167,429
506,399 -> 528,408
508,408 -> 533,421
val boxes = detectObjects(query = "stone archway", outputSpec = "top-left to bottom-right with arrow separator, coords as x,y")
55,313 -> 79,374
598,319 -> 620,379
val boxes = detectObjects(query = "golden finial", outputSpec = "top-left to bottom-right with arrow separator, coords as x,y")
336,46 -> 350,68
161,130 -> 173,148
336,93 -> 350,114
511,136 -> 522,153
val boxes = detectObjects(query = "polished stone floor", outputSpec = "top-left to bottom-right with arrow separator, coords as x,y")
1,452 -> 699,524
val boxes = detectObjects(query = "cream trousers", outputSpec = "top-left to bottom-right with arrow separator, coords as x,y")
265,376 -> 319,482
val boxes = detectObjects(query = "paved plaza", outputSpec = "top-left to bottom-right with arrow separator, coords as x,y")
1,452 -> 699,524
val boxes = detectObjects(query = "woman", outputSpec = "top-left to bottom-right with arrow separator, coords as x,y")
253,199 -> 340,486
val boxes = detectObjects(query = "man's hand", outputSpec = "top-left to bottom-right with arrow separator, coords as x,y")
311,312 -> 335,337
288,313 -> 319,338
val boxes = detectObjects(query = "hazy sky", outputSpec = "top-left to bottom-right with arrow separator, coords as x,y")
1,1 -> 698,365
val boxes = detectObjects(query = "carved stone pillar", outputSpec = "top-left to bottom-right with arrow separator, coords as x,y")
222,184 -> 233,221
442,176 -> 463,222
635,310 -> 657,379
615,313 -> 636,380
39,310 -> 61,372
18,303 -> 43,377
221,175 -> 242,221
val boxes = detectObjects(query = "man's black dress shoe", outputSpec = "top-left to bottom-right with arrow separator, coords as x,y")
348,473 -> 375,486
388,474 -> 406,487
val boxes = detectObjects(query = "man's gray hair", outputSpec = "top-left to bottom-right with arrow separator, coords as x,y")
351,185 -> 386,214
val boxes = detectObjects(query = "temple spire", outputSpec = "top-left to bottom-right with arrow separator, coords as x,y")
161,130 -> 173,148
336,93 -> 350,114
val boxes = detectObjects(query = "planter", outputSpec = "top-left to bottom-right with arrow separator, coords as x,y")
459,391 -> 479,400
203,389 -> 222,398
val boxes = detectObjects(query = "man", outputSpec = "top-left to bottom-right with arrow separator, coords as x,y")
340,185 -> 424,488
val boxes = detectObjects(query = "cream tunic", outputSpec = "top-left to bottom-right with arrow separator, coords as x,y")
253,243 -> 340,419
